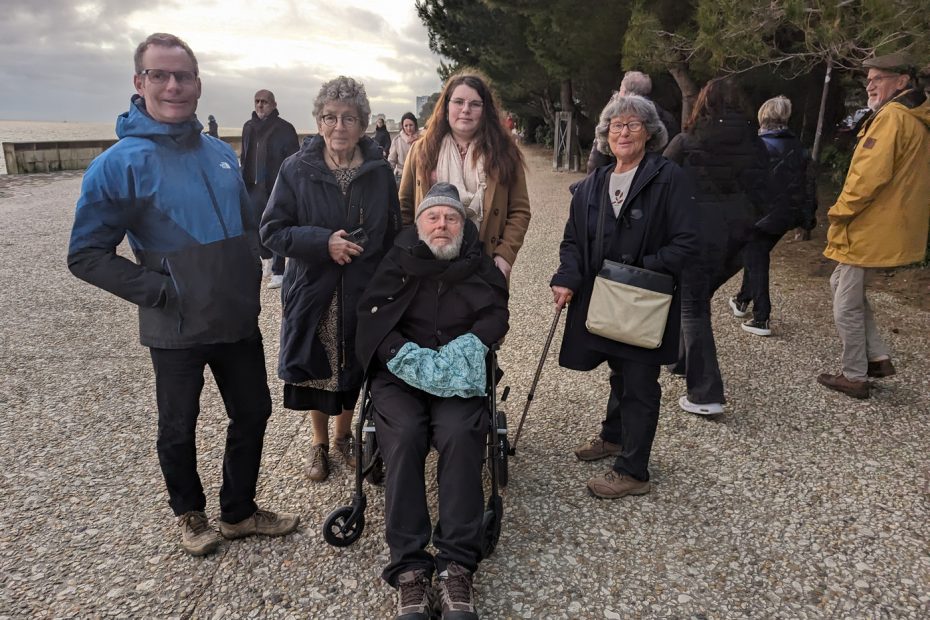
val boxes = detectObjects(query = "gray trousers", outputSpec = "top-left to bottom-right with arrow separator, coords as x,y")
830,263 -> 890,381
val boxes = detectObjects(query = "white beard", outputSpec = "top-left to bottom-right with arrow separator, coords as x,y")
418,229 -> 464,260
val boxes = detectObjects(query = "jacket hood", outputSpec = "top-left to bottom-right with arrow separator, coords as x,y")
116,95 -> 204,141
897,89 -> 930,128
693,109 -> 758,147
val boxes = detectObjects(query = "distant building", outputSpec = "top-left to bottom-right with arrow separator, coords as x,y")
416,95 -> 430,117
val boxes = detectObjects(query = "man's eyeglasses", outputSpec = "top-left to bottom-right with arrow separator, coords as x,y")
863,74 -> 900,88
320,114 -> 359,128
449,98 -> 484,110
608,120 -> 645,134
139,69 -> 197,85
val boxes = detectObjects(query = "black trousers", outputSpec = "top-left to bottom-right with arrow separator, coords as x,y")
598,358 -> 661,481
247,184 -> 285,274
371,370 -> 485,587
735,231 -> 783,322
149,335 -> 272,523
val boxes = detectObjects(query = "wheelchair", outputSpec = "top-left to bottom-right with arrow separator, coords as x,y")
322,346 -> 510,559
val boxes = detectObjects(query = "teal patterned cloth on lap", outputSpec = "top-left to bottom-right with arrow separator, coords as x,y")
387,333 -> 488,398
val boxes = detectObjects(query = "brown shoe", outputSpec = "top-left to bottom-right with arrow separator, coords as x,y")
333,434 -> 357,470
218,508 -> 300,539
587,470 -> 651,499
573,436 -> 622,461
306,444 -> 330,482
177,510 -> 221,556
867,359 -> 896,378
817,373 -> 870,399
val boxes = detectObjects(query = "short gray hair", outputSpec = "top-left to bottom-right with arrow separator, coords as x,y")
595,95 -> 669,155
620,71 -> 652,96
313,76 -> 371,130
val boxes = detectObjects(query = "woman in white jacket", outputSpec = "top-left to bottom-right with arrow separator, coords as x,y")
388,111 -> 420,183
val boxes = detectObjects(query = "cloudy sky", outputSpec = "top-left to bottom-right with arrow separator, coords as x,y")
0,0 -> 445,131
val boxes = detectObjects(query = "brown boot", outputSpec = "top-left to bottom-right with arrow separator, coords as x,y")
333,434 -> 357,470
573,436 -> 622,461
587,470 -> 651,499
817,373 -> 870,399
306,444 -> 330,482
867,359 -> 896,378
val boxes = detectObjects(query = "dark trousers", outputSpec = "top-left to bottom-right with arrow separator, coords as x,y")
371,370 -> 485,587
247,184 -> 285,275
735,231 -> 783,322
673,245 -> 745,404
149,335 -> 272,523
598,359 -> 661,482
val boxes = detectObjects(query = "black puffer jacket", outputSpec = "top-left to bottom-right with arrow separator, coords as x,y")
663,110 -> 772,262
756,129 -> 817,234
260,135 -> 400,385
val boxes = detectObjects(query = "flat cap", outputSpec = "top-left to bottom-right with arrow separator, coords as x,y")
862,52 -> 916,74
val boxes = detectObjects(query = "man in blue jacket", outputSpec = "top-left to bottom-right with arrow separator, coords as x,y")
67,32 -> 298,556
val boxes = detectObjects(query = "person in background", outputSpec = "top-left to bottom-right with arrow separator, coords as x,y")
399,71 -> 531,281
241,89 -> 299,289
729,95 -> 817,337
373,116 -> 392,159
260,76 -> 400,483
663,77 -> 772,416
388,111 -> 420,185
817,53 -> 930,399
206,114 -> 218,137
68,32 -> 298,557
553,95 -> 698,499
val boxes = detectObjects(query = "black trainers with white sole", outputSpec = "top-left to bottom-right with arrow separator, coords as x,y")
741,319 -> 771,336
728,296 -> 750,318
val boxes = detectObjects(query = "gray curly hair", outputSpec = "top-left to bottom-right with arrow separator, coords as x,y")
313,76 -> 371,130
594,94 -> 669,155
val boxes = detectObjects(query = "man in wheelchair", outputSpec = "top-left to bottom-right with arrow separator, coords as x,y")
356,182 -> 509,620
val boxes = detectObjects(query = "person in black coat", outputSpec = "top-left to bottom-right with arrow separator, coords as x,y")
260,77 -> 400,483
662,77 -> 772,416
551,95 -> 699,500
356,183 -> 508,619
372,116 -> 392,159
731,96 -> 818,337
241,89 -> 300,287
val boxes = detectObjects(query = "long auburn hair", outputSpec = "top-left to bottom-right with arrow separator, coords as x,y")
684,76 -> 752,132
416,70 -> 524,187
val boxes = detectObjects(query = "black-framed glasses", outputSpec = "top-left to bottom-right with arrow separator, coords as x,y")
139,69 -> 197,85
320,114 -> 359,128
608,120 -> 645,134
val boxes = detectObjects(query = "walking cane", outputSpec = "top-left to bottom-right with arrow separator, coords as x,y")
509,304 -> 564,455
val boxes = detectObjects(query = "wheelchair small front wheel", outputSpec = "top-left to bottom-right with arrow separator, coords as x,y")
322,506 -> 365,547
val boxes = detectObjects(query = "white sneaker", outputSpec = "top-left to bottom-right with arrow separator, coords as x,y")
679,396 -> 724,416
261,259 -> 272,278
728,296 -> 750,318
267,275 -> 283,289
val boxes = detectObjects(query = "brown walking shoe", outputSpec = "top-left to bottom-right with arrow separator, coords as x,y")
177,510 -> 221,556
587,470 -> 651,499
218,508 -> 299,539
306,443 -> 330,482
333,434 -> 357,470
394,569 -> 434,620
437,562 -> 478,620
867,359 -> 896,378
817,372 -> 870,399
573,436 -> 622,461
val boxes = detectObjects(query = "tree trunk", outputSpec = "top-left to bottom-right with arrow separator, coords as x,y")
668,62 -> 700,127
560,79 -> 573,112
811,59 -> 833,162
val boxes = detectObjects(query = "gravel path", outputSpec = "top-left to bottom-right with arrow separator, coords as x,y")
1,149 -> 928,619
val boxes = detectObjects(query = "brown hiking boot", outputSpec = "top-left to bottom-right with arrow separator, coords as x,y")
437,562 -> 478,620
178,510 -> 221,556
333,434 -> 357,470
573,436 -> 622,461
394,569 -> 434,620
306,444 -> 330,482
587,470 -> 651,499
867,359 -> 896,378
817,372 -> 870,399
217,508 -> 300,539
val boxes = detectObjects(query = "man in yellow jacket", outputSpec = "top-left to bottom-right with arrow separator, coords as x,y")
818,52 -> 930,399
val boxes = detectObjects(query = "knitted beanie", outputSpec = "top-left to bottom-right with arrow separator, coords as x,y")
415,182 -> 466,220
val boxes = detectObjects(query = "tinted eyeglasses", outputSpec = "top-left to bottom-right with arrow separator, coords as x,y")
320,114 -> 359,128
139,69 -> 197,85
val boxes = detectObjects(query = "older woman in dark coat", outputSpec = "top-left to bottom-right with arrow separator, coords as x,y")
551,95 -> 699,499
261,76 -> 400,483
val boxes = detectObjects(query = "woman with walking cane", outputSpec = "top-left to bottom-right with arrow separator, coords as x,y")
550,95 -> 699,499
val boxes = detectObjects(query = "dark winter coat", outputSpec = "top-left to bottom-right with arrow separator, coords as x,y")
551,152 -> 700,368
373,126 -> 392,158
241,109 -> 300,196
356,222 -> 509,370
662,110 -> 772,264
68,95 -> 261,349
756,129 -> 817,235
260,135 -> 400,385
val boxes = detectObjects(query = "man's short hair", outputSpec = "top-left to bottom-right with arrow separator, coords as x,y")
133,33 -> 199,75
620,71 -> 652,96
255,89 -> 276,104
